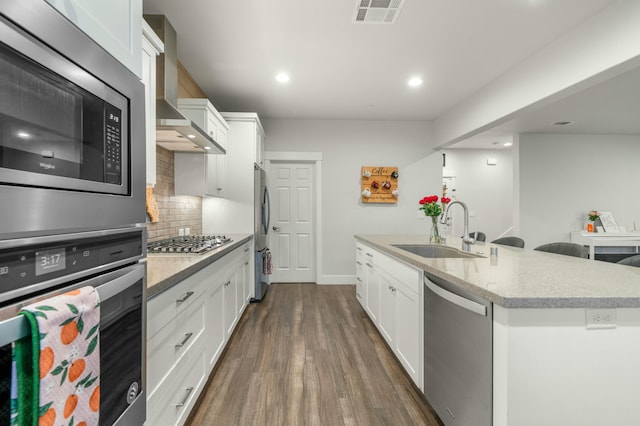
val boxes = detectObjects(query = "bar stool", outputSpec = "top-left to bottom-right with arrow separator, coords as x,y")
617,254 -> 640,267
491,236 -> 525,248
469,231 -> 486,242
534,242 -> 588,258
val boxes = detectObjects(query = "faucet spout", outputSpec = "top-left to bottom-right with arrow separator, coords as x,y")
442,200 -> 475,252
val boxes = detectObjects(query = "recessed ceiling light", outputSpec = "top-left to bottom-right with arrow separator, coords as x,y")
275,72 -> 290,83
503,142 -> 513,147
187,134 -> 196,139
408,77 -> 423,87
16,131 -> 31,139
204,146 -> 211,150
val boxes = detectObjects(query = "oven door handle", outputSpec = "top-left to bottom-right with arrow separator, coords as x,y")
0,263 -> 144,347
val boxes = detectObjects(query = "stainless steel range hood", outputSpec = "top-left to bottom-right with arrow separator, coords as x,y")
144,15 -> 225,154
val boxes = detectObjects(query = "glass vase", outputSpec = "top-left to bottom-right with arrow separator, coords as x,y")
429,216 -> 442,244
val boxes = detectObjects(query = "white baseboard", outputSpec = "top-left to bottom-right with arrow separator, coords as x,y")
316,275 -> 356,285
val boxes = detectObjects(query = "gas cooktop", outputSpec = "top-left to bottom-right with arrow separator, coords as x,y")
147,235 -> 233,255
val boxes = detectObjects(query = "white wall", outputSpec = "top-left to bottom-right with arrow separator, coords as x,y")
262,119 -> 440,283
441,149 -> 514,242
519,133 -> 640,249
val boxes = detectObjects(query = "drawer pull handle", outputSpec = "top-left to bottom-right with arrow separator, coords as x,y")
175,386 -> 194,408
225,281 -> 231,287
176,291 -> 194,304
356,247 -> 362,251
244,262 -> 249,266
244,247 -> 250,252
356,261 -> 362,266
175,332 -> 193,349
366,253 -> 373,258
366,263 -> 373,268
356,277 -> 361,282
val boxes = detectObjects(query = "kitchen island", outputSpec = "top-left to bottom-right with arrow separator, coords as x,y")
355,234 -> 640,426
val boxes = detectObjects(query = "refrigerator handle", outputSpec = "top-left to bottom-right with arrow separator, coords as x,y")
263,187 -> 271,234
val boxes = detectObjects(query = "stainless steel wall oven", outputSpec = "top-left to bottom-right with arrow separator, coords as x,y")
0,228 -> 147,426
0,1 -> 147,425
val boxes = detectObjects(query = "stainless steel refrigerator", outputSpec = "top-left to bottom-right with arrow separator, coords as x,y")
253,164 -> 270,301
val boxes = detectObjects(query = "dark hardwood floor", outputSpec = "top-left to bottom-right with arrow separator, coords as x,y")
187,283 -> 443,426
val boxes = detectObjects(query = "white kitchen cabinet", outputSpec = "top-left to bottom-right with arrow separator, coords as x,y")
355,241 -> 423,390
147,269 -> 209,426
175,98 -> 230,197
355,244 -> 366,306
223,268 -> 238,337
378,271 -> 395,345
46,0 -> 142,77
391,274 -> 421,385
142,21 -> 163,187
205,272 -> 226,372
203,243 -> 248,371
363,248 -> 380,323
221,112 -> 266,169
239,243 -> 253,309
148,241 -> 251,425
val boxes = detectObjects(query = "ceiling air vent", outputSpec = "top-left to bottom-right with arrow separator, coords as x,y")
354,0 -> 406,24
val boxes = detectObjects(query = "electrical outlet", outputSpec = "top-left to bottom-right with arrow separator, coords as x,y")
184,227 -> 190,236
178,228 -> 185,237
586,309 -> 617,329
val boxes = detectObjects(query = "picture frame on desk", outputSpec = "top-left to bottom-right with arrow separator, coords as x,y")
598,211 -> 619,233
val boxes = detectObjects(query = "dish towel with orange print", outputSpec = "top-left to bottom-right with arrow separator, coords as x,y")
13,286 -> 100,426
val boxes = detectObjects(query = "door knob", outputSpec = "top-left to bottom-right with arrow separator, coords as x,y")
273,226 -> 280,232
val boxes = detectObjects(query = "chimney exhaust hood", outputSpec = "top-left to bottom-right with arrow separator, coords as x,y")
144,15 -> 225,154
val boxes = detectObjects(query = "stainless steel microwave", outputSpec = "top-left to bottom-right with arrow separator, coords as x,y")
0,1 -> 146,239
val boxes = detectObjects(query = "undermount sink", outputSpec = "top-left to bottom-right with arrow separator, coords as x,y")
392,244 -> 483,259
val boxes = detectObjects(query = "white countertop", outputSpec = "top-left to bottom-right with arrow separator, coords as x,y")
355,234 -> 640,308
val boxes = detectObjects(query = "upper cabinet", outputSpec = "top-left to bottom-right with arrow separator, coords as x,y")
174,99 -> 230,198
45,0 -> 143,78
221,113 -> 266,169
142,21 -> 164,187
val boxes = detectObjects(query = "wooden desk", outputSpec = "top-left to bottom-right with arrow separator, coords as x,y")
570,231 -> 640,260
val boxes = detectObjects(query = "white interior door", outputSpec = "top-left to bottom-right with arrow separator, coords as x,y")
268,162 -> 315,283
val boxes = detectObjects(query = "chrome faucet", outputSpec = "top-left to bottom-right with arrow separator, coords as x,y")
441,200 -> 475,252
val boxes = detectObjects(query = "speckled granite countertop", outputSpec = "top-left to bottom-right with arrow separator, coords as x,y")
145,233 -> 253,299
355,234 -> 640,309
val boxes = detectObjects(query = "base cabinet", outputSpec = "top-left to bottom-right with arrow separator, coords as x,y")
355,244 -> 366,306
205,275 -> 226,371
147,240 -> 252,426
354,240 -> 423,390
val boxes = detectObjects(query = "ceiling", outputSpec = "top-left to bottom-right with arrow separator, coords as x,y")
450,64 -> 640,149
142,0 -> 618,122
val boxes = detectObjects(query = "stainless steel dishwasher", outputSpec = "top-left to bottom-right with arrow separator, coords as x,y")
423,272 -> 492,426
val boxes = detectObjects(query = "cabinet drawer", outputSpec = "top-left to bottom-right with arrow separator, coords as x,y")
376,251 -> 421,294
147,335 -> 207,426
147,294 -> 206,398
148,282 -> 202,338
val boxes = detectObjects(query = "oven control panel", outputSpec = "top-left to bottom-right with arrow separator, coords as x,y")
0,232 -> 142,298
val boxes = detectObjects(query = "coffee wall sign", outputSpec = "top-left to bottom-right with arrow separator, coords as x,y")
361,166 -> 398,204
